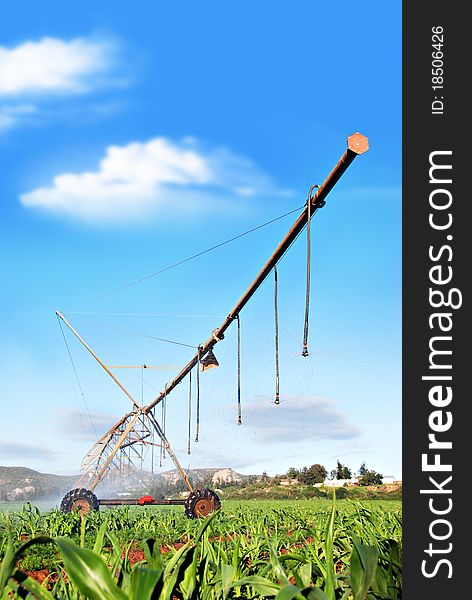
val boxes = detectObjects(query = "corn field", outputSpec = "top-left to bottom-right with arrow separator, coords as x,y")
0,498 -> 402,599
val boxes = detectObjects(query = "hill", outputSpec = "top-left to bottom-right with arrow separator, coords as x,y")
221,479 -> 402,501
0,466 -> 78,501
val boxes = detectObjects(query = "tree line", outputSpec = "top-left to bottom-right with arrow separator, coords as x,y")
281,461 -> 384,486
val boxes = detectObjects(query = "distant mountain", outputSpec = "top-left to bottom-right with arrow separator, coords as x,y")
0,465 -> 245,502
81,466 -> 244,496
155,467 -> 243,486
0,466 -> 78,502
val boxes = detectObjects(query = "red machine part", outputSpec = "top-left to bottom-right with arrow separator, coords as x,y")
138,495 -> 154,505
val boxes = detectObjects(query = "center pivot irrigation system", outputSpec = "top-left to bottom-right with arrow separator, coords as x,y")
56,133 -> 368,518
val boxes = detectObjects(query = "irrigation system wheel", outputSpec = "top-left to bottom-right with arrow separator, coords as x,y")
60,488 -> 100,514
184,488 -> 221,519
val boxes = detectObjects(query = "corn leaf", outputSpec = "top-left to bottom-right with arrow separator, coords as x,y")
301,588 -> 330,600
323,495 -> 336,600
0,537 -> 14,594
349,536 -> 378,600
276,583 -> 305,600
129,566 -> 163,600
221,562 -> 235,598
56,537 -> 127,600
12,570 -> 55,600
93,522 -> 108,554
143,538 -> 164,573
232,575 -> 281,596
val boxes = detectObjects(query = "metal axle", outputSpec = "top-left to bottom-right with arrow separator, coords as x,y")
99,498 -> 185,506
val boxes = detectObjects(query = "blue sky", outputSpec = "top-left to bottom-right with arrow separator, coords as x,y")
0,1 -> 401,482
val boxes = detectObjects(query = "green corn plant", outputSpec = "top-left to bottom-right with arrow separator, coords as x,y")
0,534 -> 56,600
0,497 -> 402,599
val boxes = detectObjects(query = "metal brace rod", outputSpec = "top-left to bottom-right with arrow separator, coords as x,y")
56,311 -> 142,412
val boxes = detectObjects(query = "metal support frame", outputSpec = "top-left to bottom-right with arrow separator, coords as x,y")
56,311 -> 194,493
99,498 -> 186,506
58,133 -> 368,495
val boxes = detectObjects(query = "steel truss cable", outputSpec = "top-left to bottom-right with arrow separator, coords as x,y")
237,315 -> 242,424
187,371 -> 192,454
274,265 -> 280,405
94,205 -> 305,300
195,349 -> 201,442
57,315 -> 97,436
302,185 -> 319,356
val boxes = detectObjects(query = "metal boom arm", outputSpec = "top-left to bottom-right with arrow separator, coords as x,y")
144,133 -> 369,415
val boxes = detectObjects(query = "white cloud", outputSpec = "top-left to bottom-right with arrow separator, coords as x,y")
0,36 -> 116,96
240,395 -> 361,443
0,36 -> 120,132
21,137 -> 280,223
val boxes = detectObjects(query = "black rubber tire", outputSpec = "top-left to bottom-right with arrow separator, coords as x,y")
60,488 -> 100,514
184,488 -> 221,519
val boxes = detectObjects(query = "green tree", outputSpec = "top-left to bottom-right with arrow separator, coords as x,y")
286,467 -> 300,479
299,464 -> 327,485
359,461 -> 368,475
358,470 -> 383,486
336,460 -> 352,480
